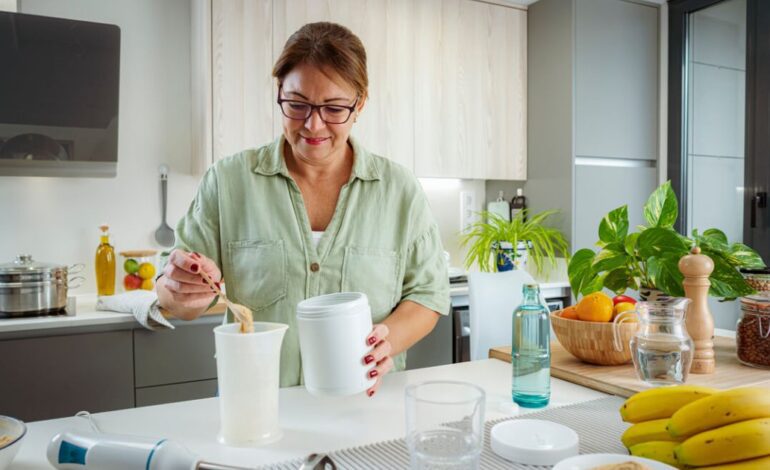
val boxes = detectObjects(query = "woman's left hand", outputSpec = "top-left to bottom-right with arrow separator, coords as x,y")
363,323 -> 394,397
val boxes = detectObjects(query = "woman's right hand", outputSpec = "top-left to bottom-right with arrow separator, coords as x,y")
156,249 -> 222,316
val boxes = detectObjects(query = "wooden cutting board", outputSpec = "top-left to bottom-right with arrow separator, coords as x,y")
489,336 -> 770,397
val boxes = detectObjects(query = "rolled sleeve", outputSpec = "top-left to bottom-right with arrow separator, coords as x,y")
400,224 -> 451,316
169,166 -> 223,268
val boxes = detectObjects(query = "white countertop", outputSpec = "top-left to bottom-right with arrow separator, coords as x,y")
11,359 -> 607,468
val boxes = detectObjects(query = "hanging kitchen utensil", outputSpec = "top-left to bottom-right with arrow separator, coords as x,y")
154,164 -> 176,247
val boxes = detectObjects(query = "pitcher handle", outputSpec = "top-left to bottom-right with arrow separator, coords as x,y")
612,311 -> 638,352
68,263 -> 85,275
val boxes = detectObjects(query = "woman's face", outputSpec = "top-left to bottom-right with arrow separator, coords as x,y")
279,64 -> 364,166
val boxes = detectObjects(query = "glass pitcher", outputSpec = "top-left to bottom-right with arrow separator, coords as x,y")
614,299 -> 694,385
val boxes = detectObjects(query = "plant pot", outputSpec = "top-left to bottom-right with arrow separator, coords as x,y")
638,288 -> 676,303
494,241 -> 529,272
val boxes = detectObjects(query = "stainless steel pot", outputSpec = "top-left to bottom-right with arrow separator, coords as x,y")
0,254 -> 84,316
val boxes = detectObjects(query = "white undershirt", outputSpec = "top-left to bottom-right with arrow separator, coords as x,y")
311,231 -> 324,248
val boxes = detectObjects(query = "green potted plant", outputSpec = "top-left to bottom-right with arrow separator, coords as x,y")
568,181 -> 765,301
460,209 -> 569,274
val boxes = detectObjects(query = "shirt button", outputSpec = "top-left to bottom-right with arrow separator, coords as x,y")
310,262 -> 320,272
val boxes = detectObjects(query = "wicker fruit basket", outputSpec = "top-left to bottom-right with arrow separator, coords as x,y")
551,310 -> 639,366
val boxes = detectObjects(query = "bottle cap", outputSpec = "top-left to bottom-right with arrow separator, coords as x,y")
99,224 -> 109,233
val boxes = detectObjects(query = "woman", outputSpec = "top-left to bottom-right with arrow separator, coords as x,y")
157,22 -> 449,397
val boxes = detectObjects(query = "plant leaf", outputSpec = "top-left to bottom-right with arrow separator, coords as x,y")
727,243 -> 766,269
702,228 -> 728,245
707,251 -> 756,299
643,181 -> 678,228
637,227 -> 689,260
568,249 -> 599,298
598,205 -> 629,245
604,268 -> 634,294
592,246 -> 630,273
646,254 -> 685,297
624,232 -> 640,256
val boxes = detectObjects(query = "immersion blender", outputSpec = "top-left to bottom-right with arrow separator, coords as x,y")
47,430 -> 250,470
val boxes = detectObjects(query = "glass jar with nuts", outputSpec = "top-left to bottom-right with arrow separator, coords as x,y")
740,267 -> 770,294
736,295 -> 770,369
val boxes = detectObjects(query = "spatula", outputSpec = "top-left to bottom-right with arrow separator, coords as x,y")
154,164 -> 176,247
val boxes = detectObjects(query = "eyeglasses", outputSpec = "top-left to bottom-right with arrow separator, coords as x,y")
277,86 -> 359,124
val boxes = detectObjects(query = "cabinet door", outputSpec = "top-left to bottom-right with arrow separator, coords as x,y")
415,0 -> 526,179
0,331 -> 134,422
272,0 -> 415,170
575,0 -> 658,161
134,323 -> 217,388
211,0 -> 274,160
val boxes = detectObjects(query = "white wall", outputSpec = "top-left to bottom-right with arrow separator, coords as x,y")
0,0 -> 199,294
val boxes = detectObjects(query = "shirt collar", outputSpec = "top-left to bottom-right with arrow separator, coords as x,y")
253,135 -> 381,181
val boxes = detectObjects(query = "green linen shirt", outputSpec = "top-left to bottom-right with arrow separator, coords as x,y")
173,135 -> 450,387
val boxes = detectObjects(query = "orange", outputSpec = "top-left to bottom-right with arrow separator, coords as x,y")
576,292 -> 614,322
561,305 -> 579,320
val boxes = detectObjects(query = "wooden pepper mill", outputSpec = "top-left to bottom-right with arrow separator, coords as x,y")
679,246 -> 716,374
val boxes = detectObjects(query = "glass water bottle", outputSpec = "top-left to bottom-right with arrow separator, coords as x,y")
512,284 -> 551,408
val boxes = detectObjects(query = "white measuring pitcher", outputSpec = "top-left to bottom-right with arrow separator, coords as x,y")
214,321 -> 288,446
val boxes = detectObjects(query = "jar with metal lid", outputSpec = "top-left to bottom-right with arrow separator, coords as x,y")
736,295 -> 770,369
740,267 -> 770,294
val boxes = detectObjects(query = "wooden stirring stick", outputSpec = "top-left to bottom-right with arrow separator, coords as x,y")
199,270 -> 254,333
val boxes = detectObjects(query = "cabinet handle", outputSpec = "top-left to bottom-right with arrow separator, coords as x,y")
751,191 -> 767,228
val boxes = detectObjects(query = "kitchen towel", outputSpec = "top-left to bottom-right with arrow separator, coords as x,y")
260,396 -> 629,469
95,290 -> 174,330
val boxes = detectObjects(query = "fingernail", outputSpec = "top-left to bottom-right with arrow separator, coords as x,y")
369,370 -> 378,378
215,282 -> 221,289
364,355 -> 374,364
367,336 -> 377,345
367,390 -> 374,397
191,252 -> 201,259
191,263 -> 199,273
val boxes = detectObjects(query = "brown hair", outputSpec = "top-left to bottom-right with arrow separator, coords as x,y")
272,22 -> 368,98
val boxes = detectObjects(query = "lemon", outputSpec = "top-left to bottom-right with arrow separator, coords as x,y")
576,292 -> 614,322
137,262 -> 156,280
140,278 -> 154,290
612,301 -> 637,321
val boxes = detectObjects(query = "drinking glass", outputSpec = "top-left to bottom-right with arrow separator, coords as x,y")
405,381 -> 486,470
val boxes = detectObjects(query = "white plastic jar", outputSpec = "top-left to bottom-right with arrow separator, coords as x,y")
296,292 -> 377,396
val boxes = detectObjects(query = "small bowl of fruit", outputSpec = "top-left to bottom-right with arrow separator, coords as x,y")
551,292 -> 639,365
119,250 -> 157,292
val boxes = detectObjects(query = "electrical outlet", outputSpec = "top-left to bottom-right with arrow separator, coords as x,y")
459,191 -> 476,232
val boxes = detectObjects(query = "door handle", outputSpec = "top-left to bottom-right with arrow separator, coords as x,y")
751,191 -> 767,228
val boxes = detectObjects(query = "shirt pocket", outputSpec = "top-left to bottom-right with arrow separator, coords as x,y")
227,239 -> 287,312
341,246 -> 400,321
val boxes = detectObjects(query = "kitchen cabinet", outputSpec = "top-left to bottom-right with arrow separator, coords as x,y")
196,0 -> 527,179
136,379 -> 218,407
0,331 -> 134,422
525,0 -> 660,253
414,0 -> 527,179
211,0 -> 274,161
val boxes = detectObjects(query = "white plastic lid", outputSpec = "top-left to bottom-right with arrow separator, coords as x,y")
296,292 -> 369,319
490,419 -> 579,466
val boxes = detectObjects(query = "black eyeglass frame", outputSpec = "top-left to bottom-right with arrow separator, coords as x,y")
276,85 -> 360,124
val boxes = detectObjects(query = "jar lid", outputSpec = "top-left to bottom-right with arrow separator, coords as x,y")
740,267 -> 770,274
118,250 -> 158,257
296,292 -> 370,319
740,295 -> 770,313
490,419 -> 579,465
0,254 -> 65,274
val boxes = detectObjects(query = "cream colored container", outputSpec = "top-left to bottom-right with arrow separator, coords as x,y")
214,322 -> 288,446
296,292 -> 376,396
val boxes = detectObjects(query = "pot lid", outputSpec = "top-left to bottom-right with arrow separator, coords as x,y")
0,254 -> 64,274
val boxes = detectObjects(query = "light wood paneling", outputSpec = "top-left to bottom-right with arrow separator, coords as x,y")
490,336 -> 770,398
212,0 -> 274,161
415,0 -> 526,179
272,0 -> 414,170
191,0 -> 212,174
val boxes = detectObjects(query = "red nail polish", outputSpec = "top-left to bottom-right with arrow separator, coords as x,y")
367,390 -> 374,397
364,355 -> 374,364
369,370 -> 378,378
215,281 -> 221,289
367,337 -> 377,345
191,263 -> 199,273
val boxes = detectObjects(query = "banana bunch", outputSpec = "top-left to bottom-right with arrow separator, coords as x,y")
619,386 -> 770,469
